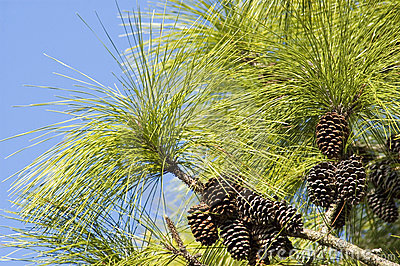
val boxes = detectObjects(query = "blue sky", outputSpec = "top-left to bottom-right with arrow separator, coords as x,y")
0,0 -> 148,263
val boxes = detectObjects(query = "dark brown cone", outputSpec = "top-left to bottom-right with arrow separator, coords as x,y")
336,155 -> 366,206
274,200 -> 303,234
248,242 -> 260,266
369,159 -> 400,199
349,145 -> 376,165
202,177 -> 238,221
250,224 -> 278,247
387,134 -> 400,154
237,189 -> 303,234
307,162 -> 336,208
251,225 -> 294,258
220,219 -> 251,261
316,112 -> 349,159
209,196 -> 237,223
187,203 -> 219,246
237,188 -> 276,226
248,242 -> 270,265
367,189 -> 399,223
330,201 -> 352,229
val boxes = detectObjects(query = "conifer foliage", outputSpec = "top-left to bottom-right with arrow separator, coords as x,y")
330,201 -> 352,229
5,0 -> 400,265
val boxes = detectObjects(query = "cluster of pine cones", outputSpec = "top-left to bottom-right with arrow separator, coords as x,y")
187,112 -> 399,263
309,112 -> 367,227
367,135 -> 400,223
309,111 -> 400,226
187,177 -> 303,265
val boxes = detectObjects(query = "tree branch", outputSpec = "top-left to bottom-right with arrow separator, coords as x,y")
168,168 -> 399,266
164,216 -> 206,266
166,161 -> 204,194
304,204 -> 339,265
292,229 -> 399,266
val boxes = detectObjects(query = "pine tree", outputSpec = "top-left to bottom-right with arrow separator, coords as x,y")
3,0 -> 400,265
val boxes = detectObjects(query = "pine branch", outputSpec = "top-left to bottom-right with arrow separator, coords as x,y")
169,168 -> 399,266
304,203 -> 339,265
292,229 -> 399,266
164,216 -> 206,266
166,160 -> 205,194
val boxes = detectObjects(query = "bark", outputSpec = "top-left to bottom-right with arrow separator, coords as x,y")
166,161 -> 204,194
293,229 -> 399,266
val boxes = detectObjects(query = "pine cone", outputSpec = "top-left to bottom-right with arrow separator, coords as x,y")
248,242 -> 270,266
202,177 -> 238,221
237,188 -> 276,226
251,225 -> 294,258
238,191 -> 304,234
369,160 -> 400,199
316,112 -> 349,159
367,189 -> 399,223
187,203 -> 219,246
220,219 -> 251,261
336,155 -> 366,206
349,145 -> 376,165
250,225 -> 278,247
274,200 -> 303,234
330,202 -> 352,228
248,242 -> 260,266
387,134 -> 400,154
307,162 -> 336,208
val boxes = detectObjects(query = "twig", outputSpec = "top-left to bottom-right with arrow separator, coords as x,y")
164,216 -> 206,266
165,216 -> 185,250
166,160 -> 205,194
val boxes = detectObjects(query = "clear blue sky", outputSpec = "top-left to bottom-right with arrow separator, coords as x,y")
0,0 -> 148,263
